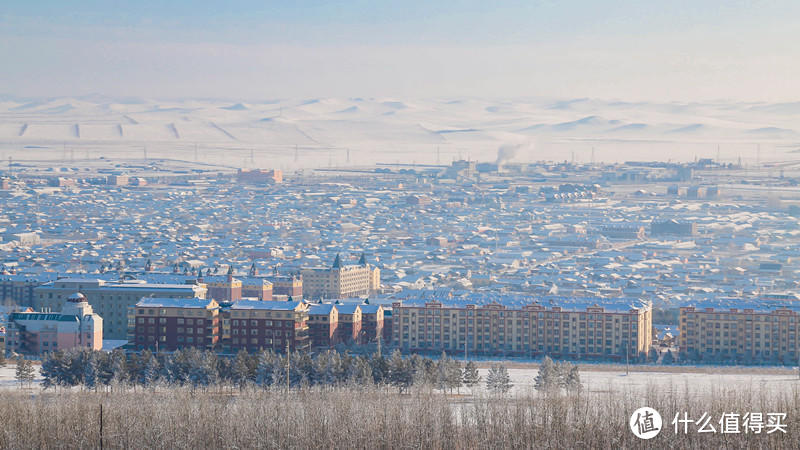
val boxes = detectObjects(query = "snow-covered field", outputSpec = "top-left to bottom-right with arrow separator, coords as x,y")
0,363 -> 42,390
1,360 -> 797,399
474,366 -> 800,398
1,96 -> 797,169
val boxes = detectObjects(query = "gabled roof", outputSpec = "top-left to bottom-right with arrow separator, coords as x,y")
231,300 -> 305,311
308,303 -> 336,315
336,304 -> 361,315
135,297 -> 216,309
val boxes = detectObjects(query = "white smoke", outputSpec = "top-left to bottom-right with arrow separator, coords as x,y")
496,142 -> 532,168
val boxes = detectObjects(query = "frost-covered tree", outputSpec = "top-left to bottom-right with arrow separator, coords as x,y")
388,350 -> 413,393
15,356 -> 36,388
255,350 -> 278,387
534,356 -> 559,393
565,365 -> 582,394
462,360 -> 481,390
140,350 -> 160,388
231,349 -> 253,389
486,364 -> 512,394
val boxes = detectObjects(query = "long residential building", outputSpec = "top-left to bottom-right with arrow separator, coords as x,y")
33,278 -> 207,340
129,298 -> 220,351
391,296 -> 652,360
223,300 -> 310,353
0,273 -> 59,305
308,303 -> 339,348
679,300 -> 800,364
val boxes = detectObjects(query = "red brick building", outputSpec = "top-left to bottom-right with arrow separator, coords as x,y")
130,298 -> 220,351
334,304 -> 362,344
382,309 -> 393,343
308,303 -> 339,348
359,304 -> 384,344
224,300 -> 309,353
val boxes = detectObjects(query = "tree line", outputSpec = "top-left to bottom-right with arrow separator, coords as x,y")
37,348 -> 532,393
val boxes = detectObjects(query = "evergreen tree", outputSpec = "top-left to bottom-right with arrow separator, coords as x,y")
388,350 -> 413,393
40,352 -> 62,389
255,350 -> 278,387
231,349 -> 252,389
534,356 -> 559,393
84,354 -> 99,390
139,350 -> 160,387
15,356 -> 36,388
462,360 -> 481,389
565,365 -> 582,394
369,354 -> 389,385
435,352 -> 451,391
485,364 -> 512,394
346,356 -> 373,386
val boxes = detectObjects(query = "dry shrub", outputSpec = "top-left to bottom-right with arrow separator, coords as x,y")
0,383 -> 797,449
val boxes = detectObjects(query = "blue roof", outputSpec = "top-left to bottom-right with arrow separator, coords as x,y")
360,304 -> 382,314
308,303 -> 335,315
135,297 -> 214,309
107,282 -> 198,290
394,293 -> 649,313
336,304 -> 361,315
231,300 -> 303,311
685,298 -> 800,313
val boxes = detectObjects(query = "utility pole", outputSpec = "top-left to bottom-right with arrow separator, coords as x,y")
99,403 -> 104,450
377,336 -> 382,358
625,343 -> 630,376
626,326 -> 630,376
757,144 -> 761,167
285,340 -> 290,395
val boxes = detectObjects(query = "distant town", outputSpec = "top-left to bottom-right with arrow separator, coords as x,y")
3,156 -> 800,366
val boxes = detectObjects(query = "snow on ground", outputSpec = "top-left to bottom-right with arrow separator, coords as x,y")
1,359 -> 797,398
474,366 -> 800,398
0,97 -> 797,169
0,363 -> 42,390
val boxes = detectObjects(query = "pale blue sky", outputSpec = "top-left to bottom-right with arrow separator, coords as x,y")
1,1 -> 798,100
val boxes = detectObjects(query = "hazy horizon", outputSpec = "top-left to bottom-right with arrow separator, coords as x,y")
2,1 -> 799,102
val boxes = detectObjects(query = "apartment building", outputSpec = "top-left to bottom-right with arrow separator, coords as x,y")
301,254 -> 379,300
308,303 -> 339,348
0,274 -> 56,305
224,300 -> 310,353
679,301 -> 800,364
335,304 -> 362,343
268,275 -> 303,298
241,277 -> 273,300
202,271 -> 243,302
6,292 -> 103,355
130,298 -> 220,352
34,278 -> 207,340
392,297 -> 652,360
360,303 -> 384,344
